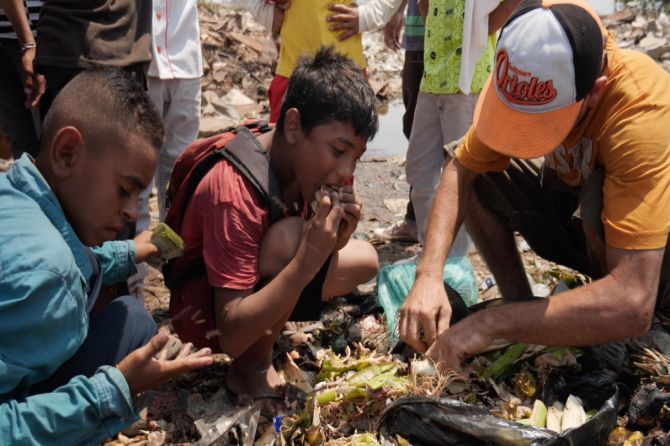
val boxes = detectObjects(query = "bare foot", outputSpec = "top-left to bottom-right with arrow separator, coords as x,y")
226,359 -> 287,416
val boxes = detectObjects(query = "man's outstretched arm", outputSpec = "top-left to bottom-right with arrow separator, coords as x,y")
427,244 -> 663,371
400,158 -> 479,352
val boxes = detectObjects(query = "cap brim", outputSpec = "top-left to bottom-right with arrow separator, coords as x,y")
473,76 -> 583,159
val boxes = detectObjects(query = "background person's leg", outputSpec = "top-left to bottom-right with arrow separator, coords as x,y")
0,40 -> 39,158
406,93 -> 445,243
373,50 -> 424,243
437,93 -> 479,258
156,78 -> 201,221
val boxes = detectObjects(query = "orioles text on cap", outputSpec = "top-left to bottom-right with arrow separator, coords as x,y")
495,49 -> 559,107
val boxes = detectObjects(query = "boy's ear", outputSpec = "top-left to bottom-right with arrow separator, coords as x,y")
49,126 -> 85,178
282,108 -> 303,145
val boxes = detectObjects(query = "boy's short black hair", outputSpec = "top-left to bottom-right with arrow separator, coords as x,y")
41,68 -> 165,153
276,46 -> 378,140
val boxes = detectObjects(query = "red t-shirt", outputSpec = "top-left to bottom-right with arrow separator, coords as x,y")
180,158 -> 270,290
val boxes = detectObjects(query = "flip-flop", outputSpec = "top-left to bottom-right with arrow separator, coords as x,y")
226,385 -> 290,420
249,394 -> 288,420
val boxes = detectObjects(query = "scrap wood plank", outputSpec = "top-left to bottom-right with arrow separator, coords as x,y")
228,32 -> 264,53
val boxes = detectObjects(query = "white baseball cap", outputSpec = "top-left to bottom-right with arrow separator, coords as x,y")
473,0 -> 607,158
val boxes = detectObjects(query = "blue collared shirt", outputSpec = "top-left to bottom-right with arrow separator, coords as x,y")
0,155 -> 139,445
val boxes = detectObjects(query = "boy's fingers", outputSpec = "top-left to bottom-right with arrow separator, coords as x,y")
399,314 -> 427,354
175,342 -> 194,359
422,316 -> 438,348
144,332 -> 169,360
327,13 -> 353,24
336,189 -> 356,204
340,211 -> 357,226
162,355 -> 214,376
436,307 -> 451,338
314,193 -> 332,220
329,20 -> 352,31
188,347 -> 212,359
340,202 -> 361,217
157,346 -> 169,361
325,202 -> 343,234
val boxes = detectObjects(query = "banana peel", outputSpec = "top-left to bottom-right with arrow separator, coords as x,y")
546,402 -> 564,433
561,395 -> 586,432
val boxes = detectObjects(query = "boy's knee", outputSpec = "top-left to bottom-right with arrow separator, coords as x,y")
346,240 -> 379,284
259,217 -> 303,278
357,240 -> 380,282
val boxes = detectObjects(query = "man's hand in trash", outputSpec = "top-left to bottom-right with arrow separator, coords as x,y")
399,273 -> 451,353
426,315 -> 494,375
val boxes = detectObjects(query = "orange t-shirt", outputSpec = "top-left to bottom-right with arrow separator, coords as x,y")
455,35 -> 670,250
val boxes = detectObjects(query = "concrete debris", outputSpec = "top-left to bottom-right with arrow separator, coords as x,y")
604,7 -> 670,71
195,3 -> 404,137
197,4 -> 276,135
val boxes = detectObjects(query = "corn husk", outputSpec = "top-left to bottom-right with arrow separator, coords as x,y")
546,402 -> 564,433
528,399 -> 548,428
147,222 -> 184,268
561,395 -> 586,432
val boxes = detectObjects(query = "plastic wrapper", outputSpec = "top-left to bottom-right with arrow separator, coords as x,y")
376,257 -> 478,344
377,386 -> 618,446
627,384 -> 670,429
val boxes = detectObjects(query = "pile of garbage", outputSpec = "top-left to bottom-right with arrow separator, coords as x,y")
102,282 -> 670,446
603,6 -> 670,72
197,4 -> 276,136
195,3 -> 403,137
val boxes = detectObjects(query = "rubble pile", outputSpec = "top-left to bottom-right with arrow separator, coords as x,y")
363,32 -> 403,102
195,3 -> 404,137
197,4 -> 277,136
605,7 -> 670,72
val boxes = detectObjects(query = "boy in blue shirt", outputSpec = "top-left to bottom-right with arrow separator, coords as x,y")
0,68 -> 213,445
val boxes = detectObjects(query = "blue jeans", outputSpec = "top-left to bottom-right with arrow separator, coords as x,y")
31,296 -> 156,394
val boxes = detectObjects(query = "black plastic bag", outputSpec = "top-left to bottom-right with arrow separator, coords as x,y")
542,369 -> 619,411
377,386 -> 618,446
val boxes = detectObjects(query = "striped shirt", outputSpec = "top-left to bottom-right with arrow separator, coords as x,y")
0,0 -> 42,39
403,0 -> 425,52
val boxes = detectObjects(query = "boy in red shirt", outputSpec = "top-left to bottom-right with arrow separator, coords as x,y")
171,47 -> 379,406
